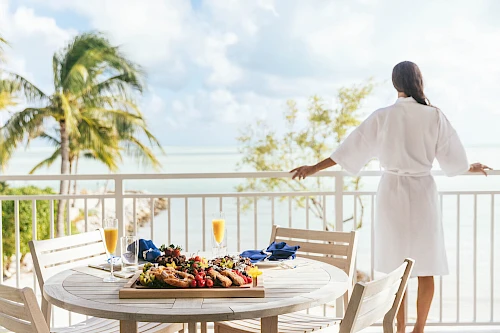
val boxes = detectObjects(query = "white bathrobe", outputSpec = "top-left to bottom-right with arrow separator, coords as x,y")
330,96 -> 469,277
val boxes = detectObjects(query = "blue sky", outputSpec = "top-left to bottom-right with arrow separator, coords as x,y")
1,0 -> 500,147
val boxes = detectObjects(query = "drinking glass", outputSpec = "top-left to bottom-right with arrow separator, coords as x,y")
211,212 -> 227,258
121,236 -> 139,272
103,218 -> 119,282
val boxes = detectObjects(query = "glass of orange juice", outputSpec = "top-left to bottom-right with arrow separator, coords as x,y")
212,212 -> 227,258
103,218 -> 119,282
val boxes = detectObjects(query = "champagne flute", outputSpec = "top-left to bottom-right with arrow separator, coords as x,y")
212,212 -> 227,258
103,218 -> 119,282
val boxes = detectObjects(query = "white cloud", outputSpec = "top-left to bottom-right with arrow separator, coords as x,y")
0,0 -> 76,92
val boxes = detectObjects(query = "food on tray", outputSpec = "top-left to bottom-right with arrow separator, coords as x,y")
210,255 -> 253,271
137,254 -> 256,289
159,244 -> 183,258
220,270 -> 246,286
207,268 -> 232,288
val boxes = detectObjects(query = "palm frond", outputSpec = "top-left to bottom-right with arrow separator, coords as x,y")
0,91 -> 16,110
52,54 -> 62,91
0,107 -> 50,167
0,73 -> 47,102
58,32 -> 144,96
39,132 -> 61,147
122,135 -> 162,170
0,36 -> 8,62
29,148 -> 61,174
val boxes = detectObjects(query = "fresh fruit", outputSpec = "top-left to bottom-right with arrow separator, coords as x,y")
206,279 -> 214,288
192,269 -> 198,276
190,279 -> 197,288
142,262 -> 152,273
248,266 -> 262,279
139,272 -> 152,286
194,256 -> 202,262
247,277 -> 252,284
195,274 -> 204,282
192,263 -> 198,269
197,279 -> 206,288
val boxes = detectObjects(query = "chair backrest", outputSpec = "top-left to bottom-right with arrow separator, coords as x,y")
28,230 -> 108,322
339,258 -> 414,333
0,284 -> 49,333
270,225 -> 358,280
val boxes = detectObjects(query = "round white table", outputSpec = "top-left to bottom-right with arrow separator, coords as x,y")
43,258 -> 348,333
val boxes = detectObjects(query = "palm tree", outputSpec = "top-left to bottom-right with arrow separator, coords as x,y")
0,32 -> 162,237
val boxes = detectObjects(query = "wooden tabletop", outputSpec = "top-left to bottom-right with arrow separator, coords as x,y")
43,258 -> 348,325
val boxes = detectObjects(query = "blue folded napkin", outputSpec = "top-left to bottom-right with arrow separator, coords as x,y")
267,241 -> 300,261
135,239 -> 161,262
240,250 -> 268,263
240,242 -> 300,263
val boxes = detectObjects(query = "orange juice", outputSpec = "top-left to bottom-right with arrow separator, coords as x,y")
104,228 -> 118,254
212,219 -> 225,244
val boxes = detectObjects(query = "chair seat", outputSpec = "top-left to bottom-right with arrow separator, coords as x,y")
51,317 -> 184,333
215,313 -> 340,333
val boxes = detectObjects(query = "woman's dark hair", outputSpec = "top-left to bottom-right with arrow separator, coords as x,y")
392,61 -> 430,106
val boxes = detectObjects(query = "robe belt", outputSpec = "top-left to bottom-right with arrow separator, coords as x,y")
383,170 -> 431,177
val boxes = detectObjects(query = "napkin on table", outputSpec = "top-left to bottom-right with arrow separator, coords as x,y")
135,239 -> 161,262
240,242 -> 300,263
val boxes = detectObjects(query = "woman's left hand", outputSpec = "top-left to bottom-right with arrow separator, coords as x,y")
290,165 -> 317,180
469,162 -> 492,176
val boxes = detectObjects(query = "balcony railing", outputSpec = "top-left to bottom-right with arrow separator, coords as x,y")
0,171 -> 498,328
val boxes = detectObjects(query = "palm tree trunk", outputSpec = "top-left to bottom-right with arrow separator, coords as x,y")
71,155 -> 79,208
56,120 -> 70,237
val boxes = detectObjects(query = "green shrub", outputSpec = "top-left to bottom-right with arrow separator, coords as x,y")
0,182 -> 56,270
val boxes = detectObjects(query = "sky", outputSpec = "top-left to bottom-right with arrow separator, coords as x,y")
1,0 -> 500,147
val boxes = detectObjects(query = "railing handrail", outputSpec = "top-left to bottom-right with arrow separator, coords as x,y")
0,169 -> 498,181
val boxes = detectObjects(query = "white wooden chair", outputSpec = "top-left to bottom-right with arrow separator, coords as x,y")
29,230 -> 185,333
0,284 -> 49,333
214,258 -> 414,333
270,225 -> 358,309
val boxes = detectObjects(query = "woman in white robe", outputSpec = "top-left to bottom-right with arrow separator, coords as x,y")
290,61 -> 490,333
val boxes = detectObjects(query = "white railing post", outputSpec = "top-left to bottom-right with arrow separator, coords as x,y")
335,172 -> 344,317
115,176 -> 125,248
335,172 -> 344,231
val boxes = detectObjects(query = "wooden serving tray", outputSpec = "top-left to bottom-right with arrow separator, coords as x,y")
119,272 -> 265,299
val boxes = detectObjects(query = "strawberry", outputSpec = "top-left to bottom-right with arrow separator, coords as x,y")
197,279 -> 206,288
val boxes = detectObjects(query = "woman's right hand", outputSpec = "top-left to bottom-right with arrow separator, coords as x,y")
290,165 -> 318,180
469,162 -> 492,176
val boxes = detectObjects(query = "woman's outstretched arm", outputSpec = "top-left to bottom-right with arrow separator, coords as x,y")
290,157 -> 337,180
